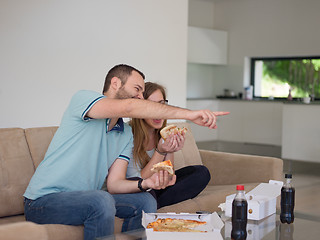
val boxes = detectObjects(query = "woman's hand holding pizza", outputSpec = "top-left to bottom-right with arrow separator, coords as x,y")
157,132 -> 185,153
143,171 -> 176,190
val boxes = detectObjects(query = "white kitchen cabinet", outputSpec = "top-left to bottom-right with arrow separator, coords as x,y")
218,100 -> 283,146
282,104 -> 320,163
186,99 -> 220,141
187,99 -> 320,163
187,26 -> 227,65
187,99 -> 283,145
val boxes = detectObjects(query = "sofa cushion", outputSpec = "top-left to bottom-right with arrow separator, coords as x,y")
0,221 -> 49,240
24,127 -> 58,169
44,224 -> 83,240
157,198 -> 200,214
0,214 -> 25,225
0,128 -> 35,218
173,122 -> 203,170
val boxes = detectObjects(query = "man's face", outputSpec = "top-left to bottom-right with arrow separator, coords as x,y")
115,70 -> 145,99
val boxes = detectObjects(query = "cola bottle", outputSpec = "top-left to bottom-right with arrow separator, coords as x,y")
280,173 -> 295,224
231,185 -> 247,240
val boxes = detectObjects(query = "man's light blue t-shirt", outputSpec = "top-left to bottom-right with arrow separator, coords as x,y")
24,90 -> 133,200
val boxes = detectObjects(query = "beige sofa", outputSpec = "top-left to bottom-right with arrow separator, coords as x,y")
0,122 -> 283,240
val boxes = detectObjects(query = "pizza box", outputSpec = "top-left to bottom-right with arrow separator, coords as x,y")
225,180 -> 283,220
224,212 -> 276,239
142,211 -> 224,240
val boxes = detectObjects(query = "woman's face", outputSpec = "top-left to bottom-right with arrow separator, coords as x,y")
144,89 -> 165,130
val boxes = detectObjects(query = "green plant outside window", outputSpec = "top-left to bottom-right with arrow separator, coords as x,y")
251,56 -> 320,100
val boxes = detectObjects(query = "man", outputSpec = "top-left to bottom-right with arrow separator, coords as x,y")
24,64 -> 228,240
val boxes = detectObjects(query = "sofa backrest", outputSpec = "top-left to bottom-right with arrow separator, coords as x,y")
24,123 -> 203,171
25,127 -> 58,169
172,122 -> 203,170
24,123 -> 203,172
0,128 -> 35,217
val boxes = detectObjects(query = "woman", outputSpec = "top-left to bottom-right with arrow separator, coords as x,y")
127,82 -> 211,208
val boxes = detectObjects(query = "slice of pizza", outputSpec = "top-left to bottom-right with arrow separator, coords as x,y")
160,125 -> 188,140
147,218 -> 207,232
171,219 -> 207,228
151,160 -> 174,175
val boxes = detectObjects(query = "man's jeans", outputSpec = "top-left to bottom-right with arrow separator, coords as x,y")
24,190 -> 156,240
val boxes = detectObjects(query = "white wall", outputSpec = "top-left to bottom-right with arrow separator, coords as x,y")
188,0 -> 215,29
0,0 -> 188,128
188,0 -> 320,98
214,0 -> 320,65
187,0 -> 221,99
215,0 -> 320,94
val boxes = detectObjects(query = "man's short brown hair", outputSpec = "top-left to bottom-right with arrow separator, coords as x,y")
102,64 -> 145,93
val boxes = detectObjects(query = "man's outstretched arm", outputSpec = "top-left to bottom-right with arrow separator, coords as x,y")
87,98 -> 229,129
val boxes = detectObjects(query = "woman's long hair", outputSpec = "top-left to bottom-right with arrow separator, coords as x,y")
130,82 -> 167,168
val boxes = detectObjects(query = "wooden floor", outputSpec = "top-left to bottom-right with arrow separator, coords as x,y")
196,140 -> 320,221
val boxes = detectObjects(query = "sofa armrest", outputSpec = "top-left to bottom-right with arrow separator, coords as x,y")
199,150 -> 283,186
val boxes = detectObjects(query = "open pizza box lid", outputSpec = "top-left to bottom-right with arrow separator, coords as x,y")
142,211 -> 224,240
225,180 -> 283,220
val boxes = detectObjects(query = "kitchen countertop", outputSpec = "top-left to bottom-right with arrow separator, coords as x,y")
187,98 -> 320,105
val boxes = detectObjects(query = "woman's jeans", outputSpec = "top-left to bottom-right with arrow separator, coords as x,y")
24,190 -> 156,240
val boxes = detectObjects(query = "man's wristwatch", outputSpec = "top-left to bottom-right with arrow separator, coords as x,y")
138,179 -> 152,192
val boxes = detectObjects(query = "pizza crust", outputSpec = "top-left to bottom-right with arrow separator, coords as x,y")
160,125 -> 188,140
151,160 -> 174,175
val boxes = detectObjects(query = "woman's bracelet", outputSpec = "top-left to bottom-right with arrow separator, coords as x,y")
155,147 -> 167,156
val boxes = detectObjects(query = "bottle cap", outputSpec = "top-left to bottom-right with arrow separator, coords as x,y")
285,173 -> 292,179
236,185 -> 244,190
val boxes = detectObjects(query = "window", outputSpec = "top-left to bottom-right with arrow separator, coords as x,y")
250,56 -> 320,100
